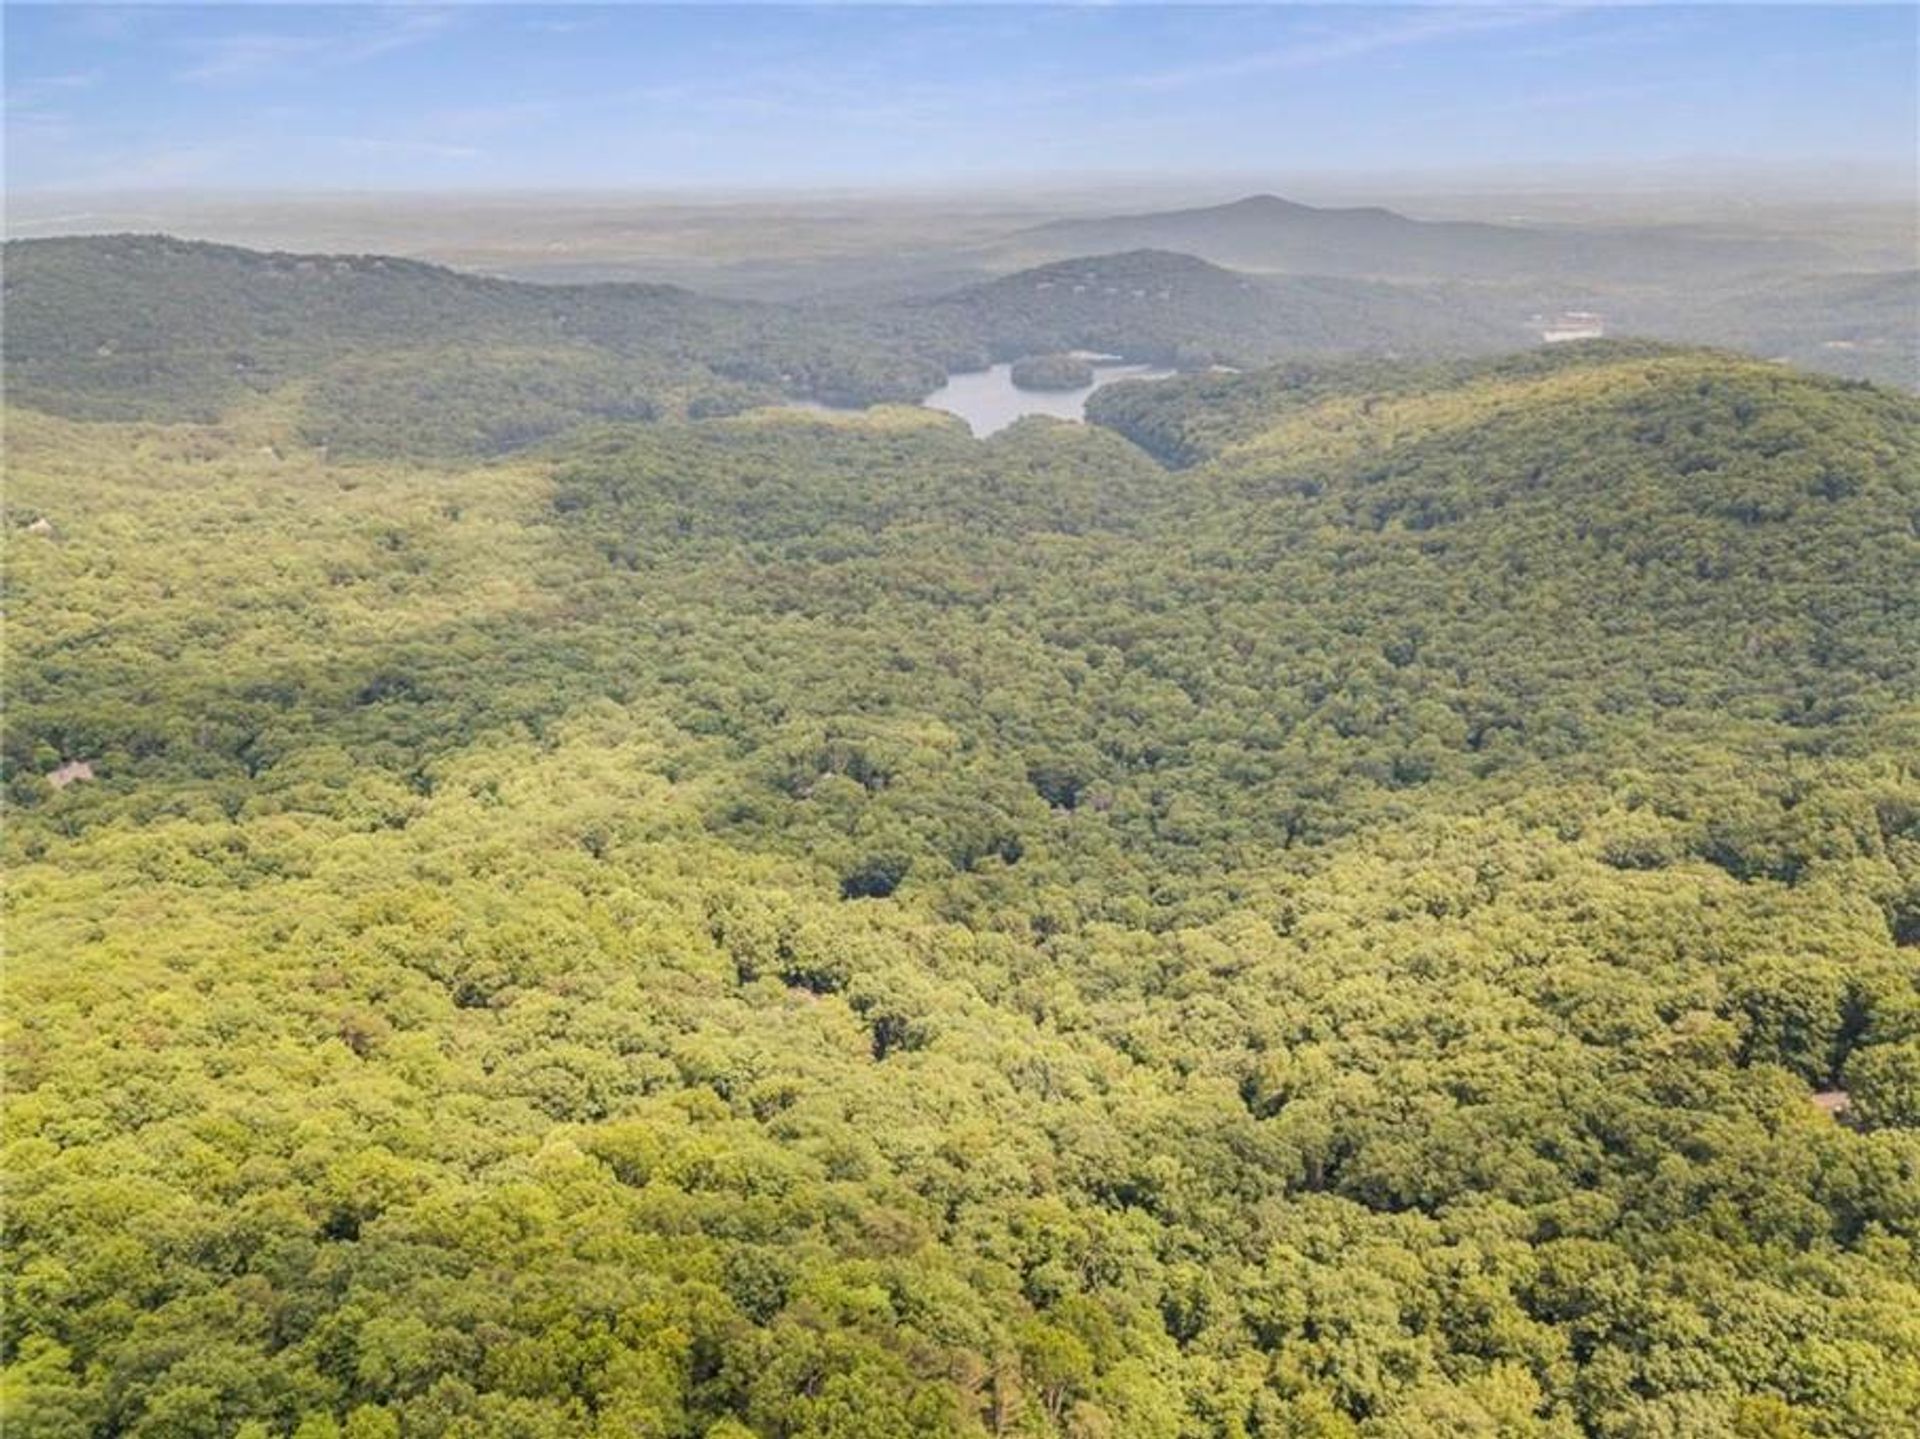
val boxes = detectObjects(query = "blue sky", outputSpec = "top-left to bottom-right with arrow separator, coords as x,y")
5,4 -> 1915,191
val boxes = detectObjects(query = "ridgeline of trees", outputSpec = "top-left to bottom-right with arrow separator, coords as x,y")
0,236 -> 946,447
912,251 -> 1516,371
4,340 -> 1920,1437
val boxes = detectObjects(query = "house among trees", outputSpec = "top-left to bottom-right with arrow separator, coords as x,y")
1536,310 -> 1607,343
46,759 -> 94,789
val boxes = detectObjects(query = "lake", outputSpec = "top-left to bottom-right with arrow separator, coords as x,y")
923,358 -> 1176,437
774,355 -> 1179,437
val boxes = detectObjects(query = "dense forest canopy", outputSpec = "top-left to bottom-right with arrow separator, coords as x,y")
6,312 -> 1920,1439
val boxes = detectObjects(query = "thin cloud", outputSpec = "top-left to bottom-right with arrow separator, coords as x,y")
1504,14 -> 1703,61
16,70 -> 103,94
348,9 -> 456,62
426,94 -> 577,136
177,34 -> 328,84
58,141 -> 248,190
1116,7 -> 1570,92
1427,79 -> 1677,121
338,136 -> 485,164
174,9 -> 455,85
425,82 -> 698,142
60,7 -> 155,44
6,69 -> 104,146
7,69 -> 105,111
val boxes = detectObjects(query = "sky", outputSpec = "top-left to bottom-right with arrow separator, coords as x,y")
5,3 -> 1916,192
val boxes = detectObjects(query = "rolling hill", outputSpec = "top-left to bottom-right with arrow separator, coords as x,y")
908,248 -> 1518,365
1016,192 -> 1836,281
0,236 -> 1522,451
1606,267 -> 1920,387
7,233 -> 1910,470
0,233 -> 952,440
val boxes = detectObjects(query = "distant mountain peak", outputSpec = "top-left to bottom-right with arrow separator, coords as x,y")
1037,247 -> 1240,275
1207,194 -> 1412,225
1221,193 -> 1317,214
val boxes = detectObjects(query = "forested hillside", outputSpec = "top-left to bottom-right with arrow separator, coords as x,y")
907,251 -> 1514,368
2,237 -> 1513,450
0,235 -> 951,440
1606,269 -> 1920,388
1010,199 -> 1918,391
6,341 -> 1920,1438
8,236 -> 1910,465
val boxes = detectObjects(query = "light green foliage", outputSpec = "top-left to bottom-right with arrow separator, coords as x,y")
4,342 -> 1919,1438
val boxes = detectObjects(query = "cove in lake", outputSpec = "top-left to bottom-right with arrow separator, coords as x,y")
923,358 -> 1176,437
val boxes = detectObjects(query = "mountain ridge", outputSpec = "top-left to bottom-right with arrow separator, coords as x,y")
6,232 -> 1910,460
1017,191 -> 1836,281
0,235 -> 1517,445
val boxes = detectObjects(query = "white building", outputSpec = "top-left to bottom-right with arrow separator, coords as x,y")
1536,311 -> 1606,344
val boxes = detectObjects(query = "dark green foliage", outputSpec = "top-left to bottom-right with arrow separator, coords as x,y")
916,249 -> 1515,368
302,348 -> 670,457
840,854 -> 912,900
0,235 -> 943,441
1009,354 -> 1096,391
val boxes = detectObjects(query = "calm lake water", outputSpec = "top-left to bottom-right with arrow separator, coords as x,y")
779,357 -> 1177,438
923,359 -> 1176,437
